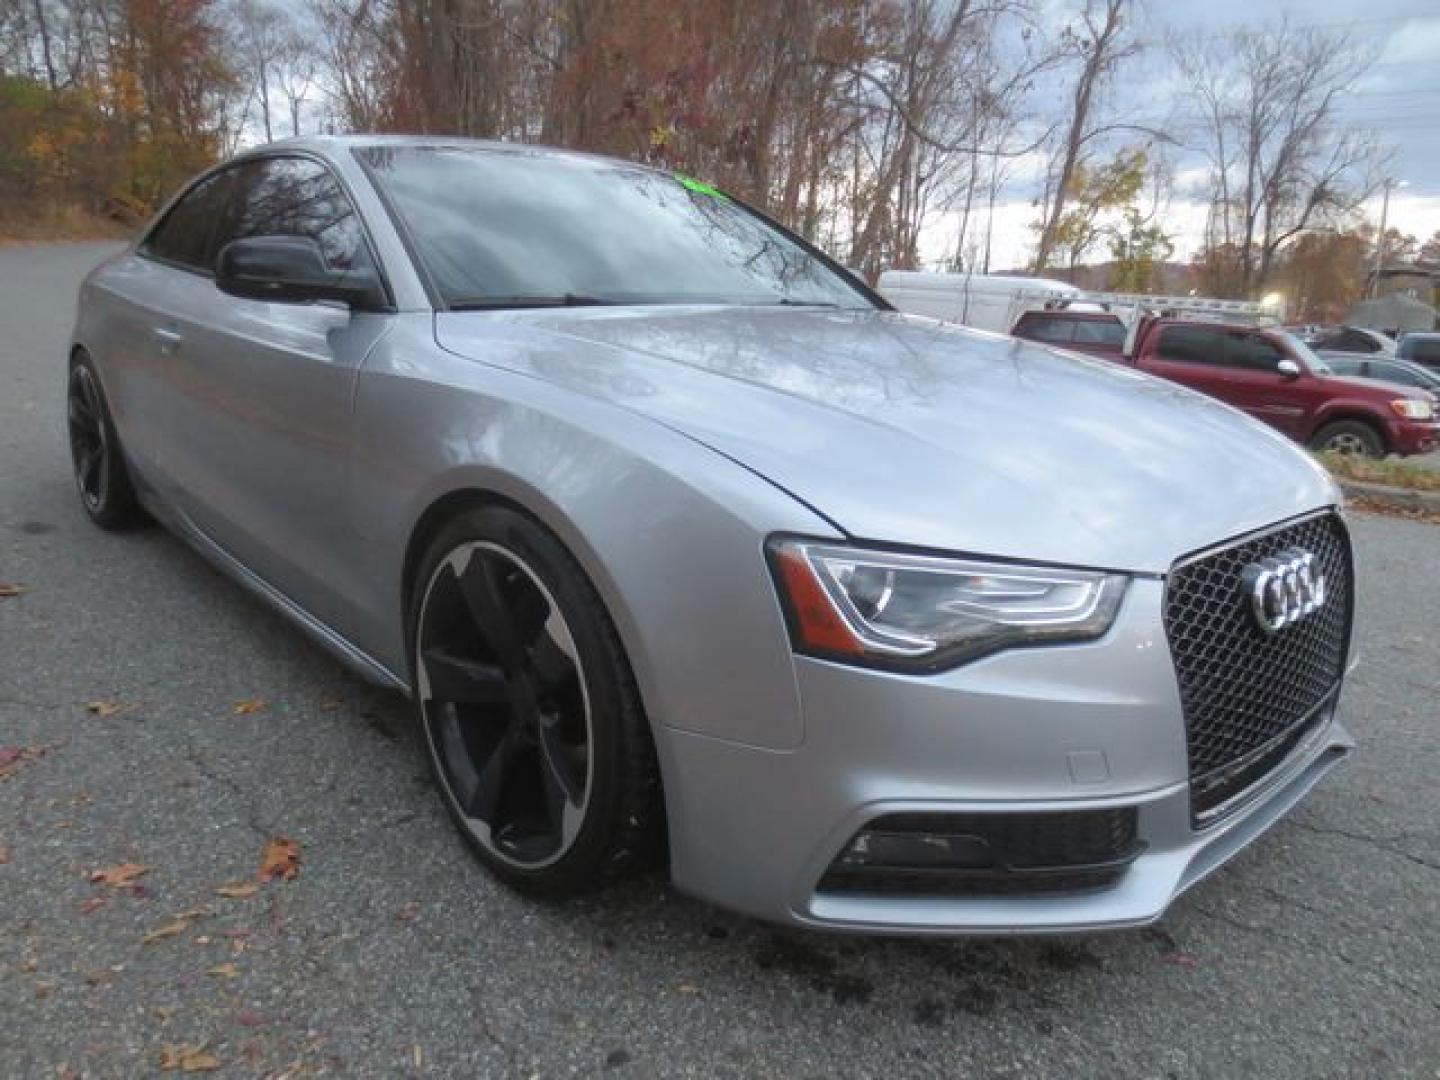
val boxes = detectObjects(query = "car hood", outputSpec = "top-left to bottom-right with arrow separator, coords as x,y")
436,307 -> 1338,574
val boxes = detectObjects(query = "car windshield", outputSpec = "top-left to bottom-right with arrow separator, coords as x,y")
358,146 -> 875,311
1278,332 -> 1332,375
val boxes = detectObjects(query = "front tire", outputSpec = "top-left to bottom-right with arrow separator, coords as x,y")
408,505 -> 663,896
67,352 -> 143,529
1310,420 -> 1385,458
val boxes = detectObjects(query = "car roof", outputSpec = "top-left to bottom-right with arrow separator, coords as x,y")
238,134 -> 653,174
1019,309 -> 1121,322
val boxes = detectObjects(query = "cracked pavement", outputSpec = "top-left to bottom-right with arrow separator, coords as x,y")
3,243 -> 1439,1077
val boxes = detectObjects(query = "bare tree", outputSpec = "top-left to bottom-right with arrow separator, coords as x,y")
1172,20 -> 1385,294
1031,0 -> 1139,273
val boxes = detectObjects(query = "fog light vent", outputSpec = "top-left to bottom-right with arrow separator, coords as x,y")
818,808 -> 1142,897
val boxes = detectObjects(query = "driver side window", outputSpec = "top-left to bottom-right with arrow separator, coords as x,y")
213,157 -> 369,273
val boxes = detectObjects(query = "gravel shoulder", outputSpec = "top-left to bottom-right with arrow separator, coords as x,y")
3,244 -> 1439,1078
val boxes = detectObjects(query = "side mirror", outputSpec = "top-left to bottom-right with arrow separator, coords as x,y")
215,236 -> 384,310
1277,358 -> 1302,379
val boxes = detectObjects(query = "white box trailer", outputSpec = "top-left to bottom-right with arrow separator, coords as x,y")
877,271 -> 1286,336
876,271 -> 1085,333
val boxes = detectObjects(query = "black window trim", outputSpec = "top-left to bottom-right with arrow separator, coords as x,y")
137,149 -> 396,312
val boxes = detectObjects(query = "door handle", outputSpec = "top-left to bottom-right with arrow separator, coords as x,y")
153,326 -> 183,355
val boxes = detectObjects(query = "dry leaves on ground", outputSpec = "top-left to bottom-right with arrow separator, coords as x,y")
87,699 -> 136,718
232,699 -> 266,715
158,1044 -> 221,1072
78,896 -> 107,914
143,907 -> 212,945
89,862 -> 149,888
0,582 -> 28,598
0,844 -> 9,864
0,745 -> 46,781
207,963 -> 240,979
214,882 -> 259,899
258,837 -> 302,882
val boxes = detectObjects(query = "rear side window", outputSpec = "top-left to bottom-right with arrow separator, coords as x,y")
1156,325 -> 1224,365
216,157 -> 368,272
143,171 -> 234,270
1372,362 -> 1423,387
1403,338 -> 1440,365
1016,315 -> 1073,343
1340,329 -> 1382,353
1072,319 -> 1125,346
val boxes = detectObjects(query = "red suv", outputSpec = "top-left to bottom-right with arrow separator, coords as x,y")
1127,319 -> 1439,457
1011,309 -> 1127,359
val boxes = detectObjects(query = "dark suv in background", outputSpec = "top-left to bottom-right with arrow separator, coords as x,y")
1398,332 -> 1440,373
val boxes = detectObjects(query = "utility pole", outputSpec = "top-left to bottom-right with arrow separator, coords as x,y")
1370,178 -> 1408,298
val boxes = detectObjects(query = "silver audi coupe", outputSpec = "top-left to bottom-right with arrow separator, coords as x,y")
68,136 -> 1355,934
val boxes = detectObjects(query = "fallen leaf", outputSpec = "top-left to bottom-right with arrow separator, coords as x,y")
258,836 -> 301,881
0,745 -> 45,780
142,921 -> 190,945
235,1010 -> 264,1028
89,862 -> 149,888
207,963 -> 239,979
0,583 -> 27,598
159,1044 -> 220,1073
213,882 -> 258,899
153,1006 -> 178,1022
22,957 -> 39,973
170,907 -> 212,922
87,699 -> 135,718
57,1064 -> 80,1080
1167,951 -> 1201,969
318,698 -> 343,711
232,699 -> 266,715
79,896 -> 107,915
0,845 -> 9,864
84,970 -> 110,986
35,982 -> 54,999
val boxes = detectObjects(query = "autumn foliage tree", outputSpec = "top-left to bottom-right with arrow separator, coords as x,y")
0,0 -> 236,232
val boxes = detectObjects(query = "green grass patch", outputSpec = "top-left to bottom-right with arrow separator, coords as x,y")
1314,451 -> 1440,492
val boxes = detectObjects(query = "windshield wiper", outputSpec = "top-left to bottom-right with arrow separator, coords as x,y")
770,299 -> 840,308
448,293 -> 618,311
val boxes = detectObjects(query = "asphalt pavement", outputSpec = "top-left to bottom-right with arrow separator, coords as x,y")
3,243 -> 1439,1078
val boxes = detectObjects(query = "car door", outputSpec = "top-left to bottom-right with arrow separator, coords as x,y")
157,155 -> 394,640
1210,332 -> 1312,439
89,168 -> 237,491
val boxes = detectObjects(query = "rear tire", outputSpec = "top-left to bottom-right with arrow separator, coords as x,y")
1310,420 -> 1385,459
407,504 -> 664,897
67,352 -> 144,529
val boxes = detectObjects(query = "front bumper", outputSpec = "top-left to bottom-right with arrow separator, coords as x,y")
655,577 -> 1353,934
1390,418 -> 1440,455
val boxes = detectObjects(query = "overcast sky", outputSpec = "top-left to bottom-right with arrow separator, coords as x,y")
923,0 -> 1440,273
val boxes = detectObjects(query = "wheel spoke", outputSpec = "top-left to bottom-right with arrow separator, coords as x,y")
79,445 -> 102,487
458,554 -> 530,673
466,726 -> 523,825
529,630 -> 576,690
420,646 -> 510,706
538,732 -> 585,845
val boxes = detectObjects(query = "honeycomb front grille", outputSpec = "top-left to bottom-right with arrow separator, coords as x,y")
1164,512 -> 1352,822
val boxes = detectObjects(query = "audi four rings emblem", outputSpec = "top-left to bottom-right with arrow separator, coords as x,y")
1240,548 -> 1327,634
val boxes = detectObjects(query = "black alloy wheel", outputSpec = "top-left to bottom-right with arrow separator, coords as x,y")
410,506 -> 662,894
67,355 -> 142,528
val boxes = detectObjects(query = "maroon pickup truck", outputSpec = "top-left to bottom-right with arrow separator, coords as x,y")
1012,311 -> 1440,457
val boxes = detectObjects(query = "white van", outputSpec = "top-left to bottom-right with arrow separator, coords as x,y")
877,271 -> 1082,334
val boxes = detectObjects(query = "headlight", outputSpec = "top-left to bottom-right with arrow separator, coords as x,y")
1390,398 -> 1434,420
768,539 -> 1128,672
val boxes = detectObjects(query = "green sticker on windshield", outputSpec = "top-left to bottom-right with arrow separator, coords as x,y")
676,173 -> 728,200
